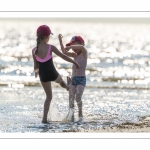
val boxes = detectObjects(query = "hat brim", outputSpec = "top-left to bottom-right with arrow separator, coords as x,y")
66,41 -> 74,46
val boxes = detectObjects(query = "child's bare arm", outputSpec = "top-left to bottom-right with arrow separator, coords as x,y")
32,49 -> 39,78
58,34 -> 66,53
65,45 -> 87,57
58,34 -> 76,58
65,51 -> 76,58
51,45 -> 79,69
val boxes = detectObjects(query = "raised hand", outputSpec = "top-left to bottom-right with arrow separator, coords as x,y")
58,34 -> 63,41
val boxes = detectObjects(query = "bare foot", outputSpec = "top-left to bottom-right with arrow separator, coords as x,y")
67,76 -> 72,91
42,119 -> 48,124
71,114 -> 74,122
78,117 -> 83,122
75,117 -> 83,125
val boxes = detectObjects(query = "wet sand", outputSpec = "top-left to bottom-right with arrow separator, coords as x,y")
87,116 -> 150,133
59,116 -> 150,133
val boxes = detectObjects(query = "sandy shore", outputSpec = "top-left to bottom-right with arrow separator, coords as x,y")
86,116 -> 150,133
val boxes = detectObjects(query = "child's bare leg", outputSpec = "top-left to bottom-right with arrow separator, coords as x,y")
69,85 -> 76,122
67,76 -> 72,85
76,85 -> 85,119
41,81 -> 52,123
55,75 -> 70,90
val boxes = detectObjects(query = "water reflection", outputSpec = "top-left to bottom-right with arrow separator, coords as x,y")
0,20 -> 150,88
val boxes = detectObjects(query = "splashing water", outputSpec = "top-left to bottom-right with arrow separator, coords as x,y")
62,108 -> 74,123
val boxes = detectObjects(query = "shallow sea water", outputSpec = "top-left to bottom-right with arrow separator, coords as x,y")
1,19 -> 150,89
0,86 -> 150,133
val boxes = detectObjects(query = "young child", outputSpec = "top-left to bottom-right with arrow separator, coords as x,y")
58,34 -> 88,123
32,25 -> 79,123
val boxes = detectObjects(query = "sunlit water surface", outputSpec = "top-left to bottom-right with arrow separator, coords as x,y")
1,19 -> 150,132
1,20 -> 150,88
0,86 -> 150,133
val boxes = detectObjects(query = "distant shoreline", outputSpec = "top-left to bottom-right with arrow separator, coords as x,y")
1,18 -> 150,23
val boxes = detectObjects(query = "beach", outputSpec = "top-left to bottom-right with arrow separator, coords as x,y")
88,116 -> 150,133
0,18 -> 150,133
0,85 -> 150,133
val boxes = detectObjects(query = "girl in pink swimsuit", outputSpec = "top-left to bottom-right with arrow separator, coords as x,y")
32,25 -> 79,123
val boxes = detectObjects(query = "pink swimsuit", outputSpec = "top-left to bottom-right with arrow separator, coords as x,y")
33,45 -> 59,82
34,45 -> 52,62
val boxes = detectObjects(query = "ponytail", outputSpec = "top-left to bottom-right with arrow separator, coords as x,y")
35,34 -> 49,54
35,36 -> 41,54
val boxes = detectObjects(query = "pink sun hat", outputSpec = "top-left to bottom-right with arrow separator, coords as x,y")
37,25 -> 53,37
66,36 -> 84,46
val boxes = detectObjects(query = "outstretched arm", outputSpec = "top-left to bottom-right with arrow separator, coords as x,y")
65,45 -> 88,57
51,45 -> 79,69
32,49 -> 39,78
58,34 -> 65,53
58,34 -> 76,58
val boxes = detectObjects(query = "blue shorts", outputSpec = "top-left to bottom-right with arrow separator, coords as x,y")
71,76 -> 86,87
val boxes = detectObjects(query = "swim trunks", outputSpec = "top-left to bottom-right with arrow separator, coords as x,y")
71,76 -> 86,86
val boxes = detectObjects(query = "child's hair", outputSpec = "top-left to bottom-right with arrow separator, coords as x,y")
35,36 -> 44,54
35,25 -> 53,54
35,34 -> 48,54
